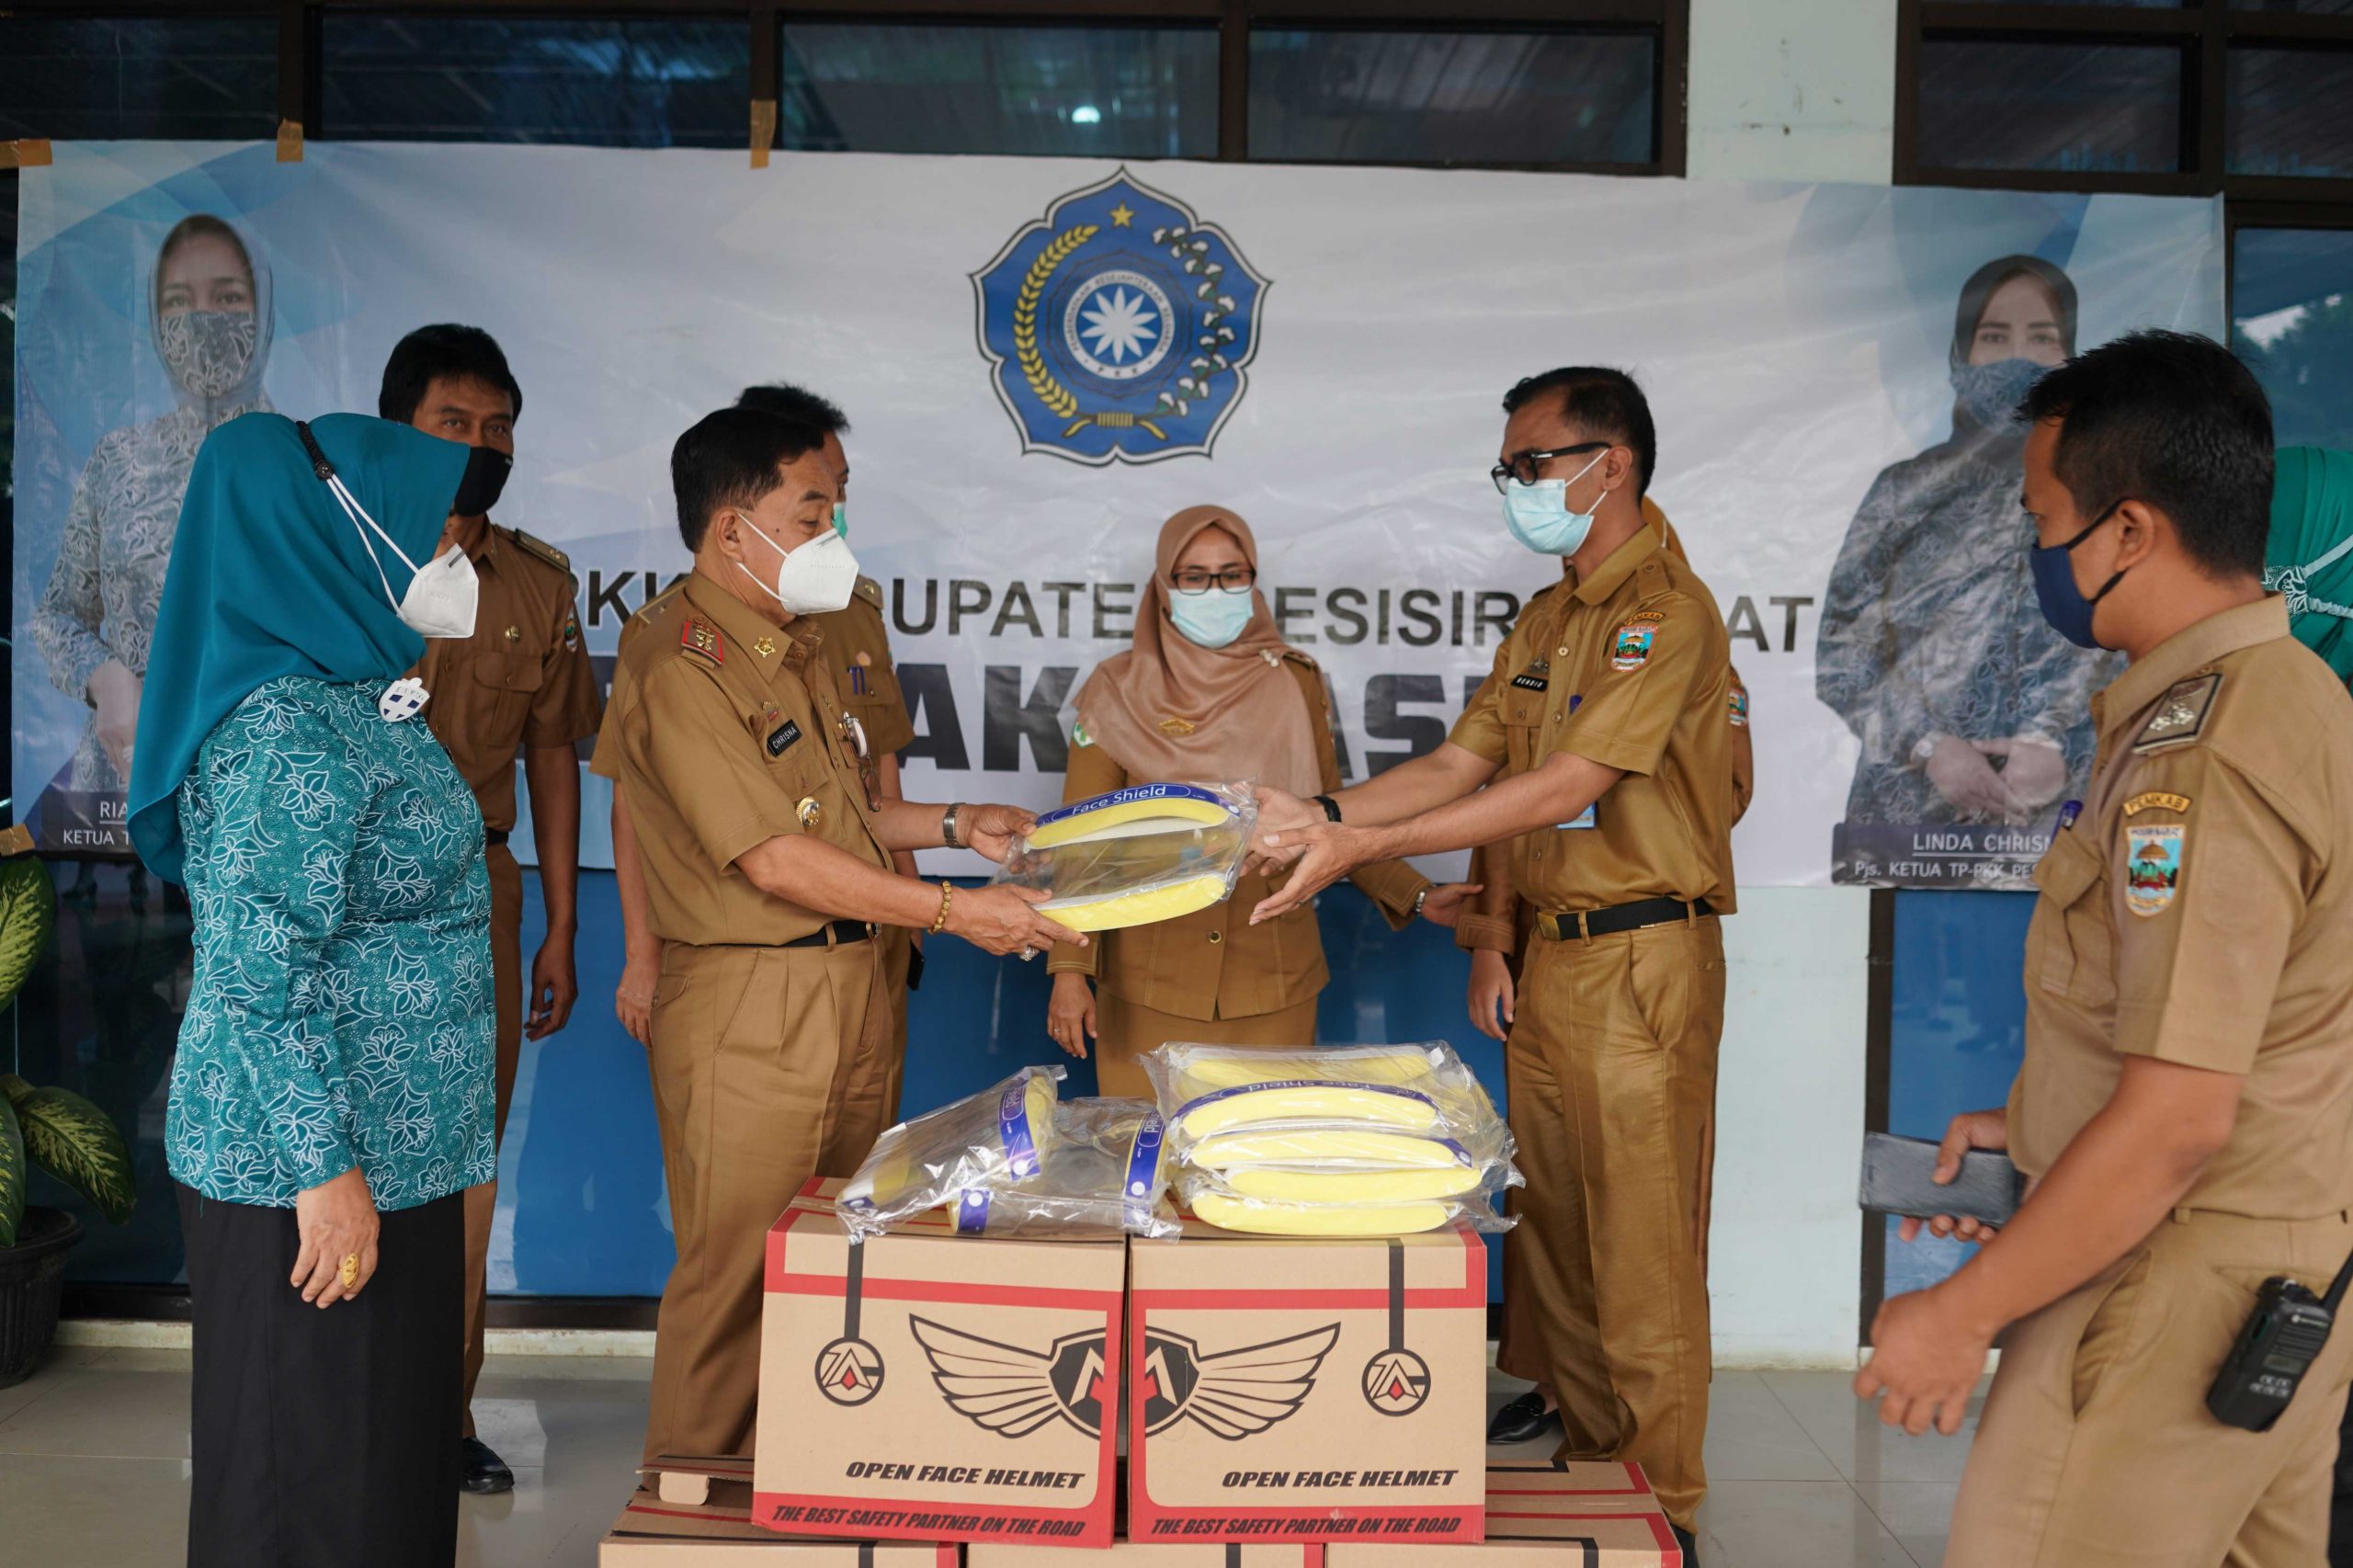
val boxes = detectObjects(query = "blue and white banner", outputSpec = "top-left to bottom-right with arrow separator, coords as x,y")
12,142 -> 2222,885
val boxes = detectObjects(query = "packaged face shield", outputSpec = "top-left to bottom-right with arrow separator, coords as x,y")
836,1065 -> 1062,1235
1175,1171 -> 1515,1236
949,1097 -> 1179,1241
993,782 -> 1258,934
1142,1042 -> 1509,1155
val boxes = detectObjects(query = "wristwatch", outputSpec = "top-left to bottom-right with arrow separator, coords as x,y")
941,802 -> 964,850
1411,886 -> 1429,920
1313,793 -> 1343,824
1909,733 -> 1945,766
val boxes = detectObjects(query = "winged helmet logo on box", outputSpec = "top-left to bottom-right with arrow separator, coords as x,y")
972,167 -> 1268,465
908,1316 -> 1343,1440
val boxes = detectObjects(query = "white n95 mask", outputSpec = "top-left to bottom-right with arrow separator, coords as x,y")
324,471 -> 481,640
737,514 -> 860,616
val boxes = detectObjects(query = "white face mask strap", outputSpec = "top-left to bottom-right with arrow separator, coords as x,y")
2305,533 -> 2353,578
325,474 -> 412,608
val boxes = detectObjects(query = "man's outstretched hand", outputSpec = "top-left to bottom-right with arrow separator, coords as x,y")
1249,822 -> 1383,923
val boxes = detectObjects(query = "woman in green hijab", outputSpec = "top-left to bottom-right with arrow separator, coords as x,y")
131,410 -> 506,1567
2268,446 -> 2353,687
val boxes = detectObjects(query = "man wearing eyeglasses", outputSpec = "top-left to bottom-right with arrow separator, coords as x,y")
1250,366 -> 1735,1553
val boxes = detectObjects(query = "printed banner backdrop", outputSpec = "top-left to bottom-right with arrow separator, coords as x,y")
12,142 -> 2224,886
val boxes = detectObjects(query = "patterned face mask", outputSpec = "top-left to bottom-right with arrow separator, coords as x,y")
157,309 -> 258,400
1949,356 -> 2046,430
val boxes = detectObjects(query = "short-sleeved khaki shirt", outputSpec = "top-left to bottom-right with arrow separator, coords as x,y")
1448,527 -> 1737,915
415,526 -> 604,834
802,576 -> 915,807
2011,597 -> 2353,1218
592,572 -> 891,948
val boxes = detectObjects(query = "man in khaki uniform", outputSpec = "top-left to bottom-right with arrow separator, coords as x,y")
1471,497 -> 1753,1449
1859,332 -> 2353,1567
595,407 -> 1075,1464
614,386 -> 922,1150
381,324 -> 604,1494
1251,368 -> 1734,1548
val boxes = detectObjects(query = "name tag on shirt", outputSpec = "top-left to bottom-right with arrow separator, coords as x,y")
1557,696 -> 1595,829
767,719 -> 803,757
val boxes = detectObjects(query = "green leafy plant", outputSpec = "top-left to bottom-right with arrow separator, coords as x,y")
0,858 -> 134,1247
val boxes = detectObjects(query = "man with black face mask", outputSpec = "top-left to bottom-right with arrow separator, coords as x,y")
1859,332 -> 2353,1567
379,324 -> 605,1495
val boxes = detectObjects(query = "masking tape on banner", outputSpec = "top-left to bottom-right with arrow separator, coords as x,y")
1192,1190 -> 1450,1237
1221,1165 -> 1483,1203
750,98 -> 778,169
275,120 -> 304,163
3,141 -> 53,169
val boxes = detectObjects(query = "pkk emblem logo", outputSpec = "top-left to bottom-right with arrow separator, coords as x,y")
972,167 -> 1269,465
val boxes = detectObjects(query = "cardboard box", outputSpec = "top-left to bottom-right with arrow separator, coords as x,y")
1325,1463 -> 1679,1566
971,1545 -> 1321,1565
600,1462 -> 958,1563
755,1178 -> 1126,1549
1125,1218 -> 1487,1545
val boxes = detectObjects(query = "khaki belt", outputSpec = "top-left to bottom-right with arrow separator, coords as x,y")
1536,896 -> 1713,942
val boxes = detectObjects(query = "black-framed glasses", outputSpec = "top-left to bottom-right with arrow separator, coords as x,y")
1490,441 -> 1610,495
1172,567 -> 1257,595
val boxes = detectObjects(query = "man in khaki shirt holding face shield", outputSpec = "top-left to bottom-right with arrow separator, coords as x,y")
1859,332 -> 2353,1568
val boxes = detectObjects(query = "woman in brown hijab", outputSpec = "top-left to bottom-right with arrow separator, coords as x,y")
1045,506 -> 1473,1098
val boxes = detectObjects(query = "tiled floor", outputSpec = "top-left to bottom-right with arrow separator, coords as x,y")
0,1346 -> 1979,1567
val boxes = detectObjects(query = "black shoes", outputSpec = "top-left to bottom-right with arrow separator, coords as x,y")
1485,1389 -> 1563,1445
460,1435 -> 515,1495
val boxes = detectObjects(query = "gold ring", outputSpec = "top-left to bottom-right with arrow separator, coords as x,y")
339,1254 -> 360,1289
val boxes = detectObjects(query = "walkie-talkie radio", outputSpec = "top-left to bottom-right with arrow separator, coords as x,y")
2206,1248 -> 2353,1433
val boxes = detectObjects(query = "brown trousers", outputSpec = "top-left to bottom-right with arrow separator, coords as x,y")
1501,915 -> 1724,1531
641,937 -> 890,1463
1949,1209 -> 2353,1567
874,925 -> 913,1131
460,842 -> 524,1438
1090,988 -> 1321,1101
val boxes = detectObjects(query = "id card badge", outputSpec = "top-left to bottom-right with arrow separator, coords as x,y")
1557,695 -> 1596,829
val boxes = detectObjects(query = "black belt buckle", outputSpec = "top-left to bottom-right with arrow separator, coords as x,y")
785,919 -> 874,950
1541,896 -> 1710,941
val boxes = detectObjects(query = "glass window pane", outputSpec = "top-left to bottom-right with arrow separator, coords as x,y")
0,17 -> 277,142
1917,39 -> 2184,173
1247,28 -> 1655,166
2228,46 -> 2353,178
781,24 -> 1216,159
322,17 -> 748,147
2233,227 -> 2353,448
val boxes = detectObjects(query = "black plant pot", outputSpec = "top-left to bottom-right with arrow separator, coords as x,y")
0,1206 -> 84,1389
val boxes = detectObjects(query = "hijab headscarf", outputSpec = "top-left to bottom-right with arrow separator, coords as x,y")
129,412 -> 470,881
1947,255 -> 2078,439
2268,446 -> 2353,685
1072,506 -> 1325,796
148,214 -> 274,422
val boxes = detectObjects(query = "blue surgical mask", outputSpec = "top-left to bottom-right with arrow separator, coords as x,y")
1503,449 -> 1608,557
1170,586 -> 1256,649
1951,357 -> 2046,431
2029,501 -> 2126,650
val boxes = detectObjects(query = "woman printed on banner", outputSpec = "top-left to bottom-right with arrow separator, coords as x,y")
129,411 -> 498,1568
31,212 -> 274,805
1816,255 -> 2120,836
1043,505 -> 1476,1098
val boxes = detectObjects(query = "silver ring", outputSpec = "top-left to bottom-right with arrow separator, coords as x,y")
1020,948 -> 1038,961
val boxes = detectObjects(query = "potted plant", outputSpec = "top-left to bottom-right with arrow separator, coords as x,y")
0,855 -> 134,1388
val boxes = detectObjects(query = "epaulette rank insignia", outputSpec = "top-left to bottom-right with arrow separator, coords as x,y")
855,575 -> 883,608
508,528 -> 572,573
681,619 -> 724,664
2133,672 -> 2221,753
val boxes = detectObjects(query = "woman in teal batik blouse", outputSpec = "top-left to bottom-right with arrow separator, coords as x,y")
130,410 -> 500,1568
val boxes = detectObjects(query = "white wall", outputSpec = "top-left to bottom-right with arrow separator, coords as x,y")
1688,0 -> 1895,1369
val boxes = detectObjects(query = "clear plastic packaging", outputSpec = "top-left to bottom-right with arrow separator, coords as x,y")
993,781 -> 1258,934
836,1065 -> 1063,1233
1142,1042 -> 1511,1158
946,1098 -> 1179,1241
1174,1170 -> 1515,1236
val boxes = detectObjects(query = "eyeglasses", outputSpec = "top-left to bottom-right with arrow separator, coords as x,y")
1490,442 -> 1610,496
1171,567 -> 1257,595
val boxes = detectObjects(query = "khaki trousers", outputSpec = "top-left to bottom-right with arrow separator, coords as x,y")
460,842 -> 524,1438
1949,1209 -> 2353,1568
1091,988 -> 1320,1101
641,937 -> 888,1463
872,925 -> 914,1135
1501,916 -> 1724,1530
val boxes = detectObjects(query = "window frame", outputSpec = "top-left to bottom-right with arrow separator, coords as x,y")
2,0 -> 1688,176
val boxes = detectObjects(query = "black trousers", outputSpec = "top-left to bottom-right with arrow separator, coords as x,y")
179,1183 -> 463,1568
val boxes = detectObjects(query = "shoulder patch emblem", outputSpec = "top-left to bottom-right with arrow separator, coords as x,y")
2125,824 -> 2184,917
855,574 -> 883,608
1073,719 -> 1094,749
1157,716 -> 1198,737
562,613 -> 580,652
681,619 -> 723,664
1728,682 -> 1750,728
1626,608 -> 1665,624
2122,791 -> 2191,817
1609,619 -> 1657,672
508,528 -> 571,573
2134,673 -> 2221,753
